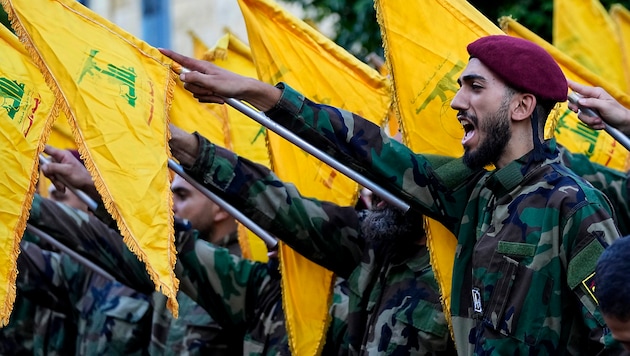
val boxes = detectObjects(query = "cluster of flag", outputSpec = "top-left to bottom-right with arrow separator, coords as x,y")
1,0 -> 628,355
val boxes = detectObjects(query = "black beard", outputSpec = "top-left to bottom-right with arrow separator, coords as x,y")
462,99 -> 512,170
360,205 -> 422,245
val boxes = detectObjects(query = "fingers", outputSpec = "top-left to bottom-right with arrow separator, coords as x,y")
567,79 -> 589,93
192,93 -> 225,104
159,48 -> 208,74
182,81 -> 213,96
41,161 -> 70,179
48,177 -> 67,194
44,145 -> 68,162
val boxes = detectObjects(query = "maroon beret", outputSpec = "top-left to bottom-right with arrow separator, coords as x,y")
467,35 -> 567,102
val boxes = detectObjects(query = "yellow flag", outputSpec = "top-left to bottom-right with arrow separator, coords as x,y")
610,4 -> 630,91
3,0 -> 181,315
238,0 -> 391,353
170,78 -> 226,146
376,0 -> 502,335
0,21 -> 78,197
204,31 -> 271,262
0,23 -> 58,325
501,17 -> 630,171
553,0 -> 628,92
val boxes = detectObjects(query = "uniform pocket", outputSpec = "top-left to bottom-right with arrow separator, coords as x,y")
483,255 -> 553,346
385,297 -> 450,354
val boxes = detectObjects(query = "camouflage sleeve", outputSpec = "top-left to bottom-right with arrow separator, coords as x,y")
173,230 -> 271,330
560,146 -> 630,235
322,278 -> 349,355
185,135 -> 365,278
27,194 -> 153,293
16,241 -> 73,313
265,83 -> 481,231
562,188 -> 621,348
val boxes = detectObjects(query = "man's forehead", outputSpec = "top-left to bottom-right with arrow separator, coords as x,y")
171,175 -> 194,191
458,59 -> 508,88
459,59 -> 495,80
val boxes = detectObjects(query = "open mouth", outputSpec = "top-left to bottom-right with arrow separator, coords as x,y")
459,117 -> 476,145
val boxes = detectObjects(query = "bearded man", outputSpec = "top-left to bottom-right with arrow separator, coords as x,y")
162,35 -> 621,355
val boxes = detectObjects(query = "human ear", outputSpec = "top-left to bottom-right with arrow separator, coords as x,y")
512,93 -> 536,122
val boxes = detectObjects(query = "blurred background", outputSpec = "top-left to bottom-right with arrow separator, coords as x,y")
24,0 -> 630,62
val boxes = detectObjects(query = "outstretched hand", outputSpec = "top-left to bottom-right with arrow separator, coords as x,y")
159,48 -> 282,112
567,80 -> 630,135
41,146 -> 98,200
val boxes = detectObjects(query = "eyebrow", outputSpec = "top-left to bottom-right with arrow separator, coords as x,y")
457,74 -> 487,86
171,186 -> 189,194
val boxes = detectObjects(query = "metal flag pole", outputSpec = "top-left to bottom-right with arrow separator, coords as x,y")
25,224 -> 116,281
178,67 -> 410,212
568,92 -> 630,151
222,97 -> 411,212
39,154 -> 99,212
168,159 -> 278,249
39,151 -> 276,249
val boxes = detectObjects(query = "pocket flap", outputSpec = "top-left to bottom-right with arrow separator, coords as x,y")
394,298 -> 449,337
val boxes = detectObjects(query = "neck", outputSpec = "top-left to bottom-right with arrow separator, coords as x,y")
495,121 -> 534,168
208,221 -> 238,245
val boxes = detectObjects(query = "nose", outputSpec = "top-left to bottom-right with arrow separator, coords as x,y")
450,88 -> 466,111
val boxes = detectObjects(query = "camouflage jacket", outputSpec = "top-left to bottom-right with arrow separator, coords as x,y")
18,240 -> 152,355
174,227 -> 352,355
22,194 -> 242,355
1,228 -> 77,356
185,83 -> 620,355
18,194 -> 153,355
559,146 -> 630,235
183,143 -> 453,352
149,231 -> 243,356
267,84 -> 622,354
0,288 -> 38,354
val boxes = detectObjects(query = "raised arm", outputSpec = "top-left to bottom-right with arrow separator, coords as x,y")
174,231 -> 278,331
27,194 -> 154,292
169,125 -> 364,278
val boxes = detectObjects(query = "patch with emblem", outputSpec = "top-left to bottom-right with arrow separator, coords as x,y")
582,272 -> 597,303
472,288 -> 483,313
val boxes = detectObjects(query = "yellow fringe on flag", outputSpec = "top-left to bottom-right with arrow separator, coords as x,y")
237,0 -> 390,353
3,0 -> 180,316
0,23 -> 59,325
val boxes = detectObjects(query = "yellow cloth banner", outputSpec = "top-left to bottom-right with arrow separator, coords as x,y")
0,21 -> 77,197
610,4 -> 630,92
553,0 -> 628,92
3,0 -> 181,315
0,23 -> 57,325
238,0 -> 391,353
501,17 -> 630,171
375,0 -> 502,335
204,31 -> 271,262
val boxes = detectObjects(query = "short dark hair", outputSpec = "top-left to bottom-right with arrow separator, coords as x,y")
595,236 -> 630,321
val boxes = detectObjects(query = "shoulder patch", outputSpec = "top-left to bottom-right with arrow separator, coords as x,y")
582,272 -> 597,304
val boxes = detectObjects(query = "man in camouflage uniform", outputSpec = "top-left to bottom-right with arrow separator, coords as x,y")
594,236 -> 630,352
563,80 -> 630,235
559,147 -> 630,235
39,147 -> 351,355
172,224 -> 351,355
170,128 -> 453,354
162,34 -> 622,354
40,146 -> 243,355
17,193 -> 154,355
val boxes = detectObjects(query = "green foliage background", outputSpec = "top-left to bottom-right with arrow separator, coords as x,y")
281,0 -> 630,60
